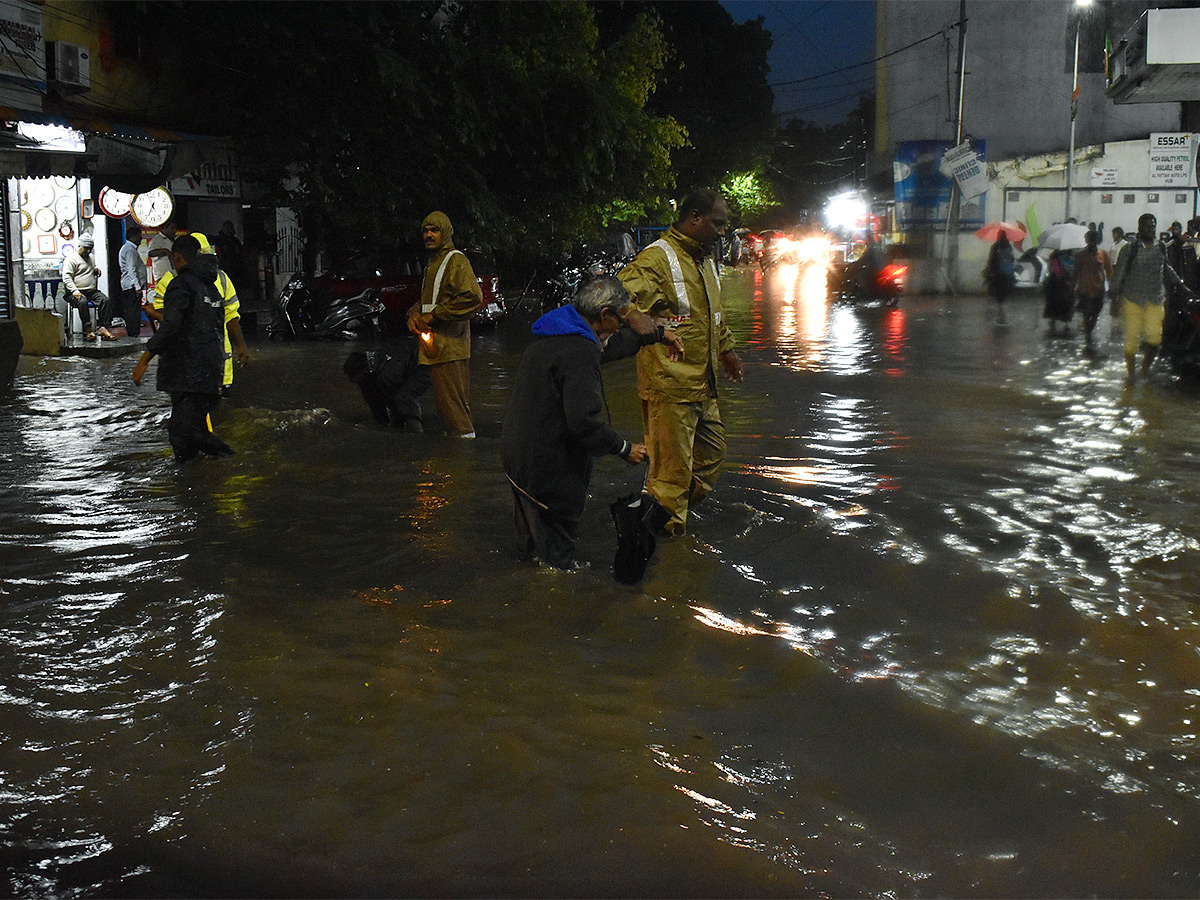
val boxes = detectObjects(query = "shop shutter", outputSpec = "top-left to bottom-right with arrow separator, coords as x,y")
0,187 -> 8,319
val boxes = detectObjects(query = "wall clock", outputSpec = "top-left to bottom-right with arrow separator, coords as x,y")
98,186 -> 133,218
131,187 -> 174,228
33,207 -> 56,232
54,194 -> 76,222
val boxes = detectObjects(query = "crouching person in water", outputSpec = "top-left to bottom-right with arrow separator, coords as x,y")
132,234 -> 232,461
343,335 -> 431,432
501,276 -> 681,569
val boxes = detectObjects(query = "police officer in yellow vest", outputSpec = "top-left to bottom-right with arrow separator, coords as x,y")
618,189 -> 744,536
406,211 -> 483,437
149,233 -> 249,392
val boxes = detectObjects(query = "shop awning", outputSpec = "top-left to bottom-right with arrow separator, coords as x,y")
0,106 -> 226,192
0,130 -> 95,178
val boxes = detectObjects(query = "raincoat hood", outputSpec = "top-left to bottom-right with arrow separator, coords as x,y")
183,252 -> 220,283
532,303 -> 599,345
423,211 -> 455,252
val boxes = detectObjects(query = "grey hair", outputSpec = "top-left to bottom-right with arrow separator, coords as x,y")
573,275 -> 630,323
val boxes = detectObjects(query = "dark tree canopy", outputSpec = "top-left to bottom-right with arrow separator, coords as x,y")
104,1 -> 782,266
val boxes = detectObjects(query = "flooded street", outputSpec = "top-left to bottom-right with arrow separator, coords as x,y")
5,263 -> 1200,898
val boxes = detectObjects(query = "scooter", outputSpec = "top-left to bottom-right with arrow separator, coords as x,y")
827,261 -> 907,306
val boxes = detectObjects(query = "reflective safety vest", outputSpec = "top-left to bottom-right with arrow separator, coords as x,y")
155,268 -> 240,387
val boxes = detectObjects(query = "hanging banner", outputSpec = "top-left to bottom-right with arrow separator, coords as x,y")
939,141 -> 989,199
894,139 -> 987,229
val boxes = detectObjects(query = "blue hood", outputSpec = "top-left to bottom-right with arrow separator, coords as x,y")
531,304 -> 598,345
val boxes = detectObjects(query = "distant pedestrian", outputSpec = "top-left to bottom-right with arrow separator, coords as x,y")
118,225 -> 148,339
984,232 -> 1016,318
1072,230 -> 1111,346
407,211 -> 483,437
1110,212 -> 1193,382
1043,248 -> 1074,336
1109,226 -> 1128,270
131,235 -> 232,460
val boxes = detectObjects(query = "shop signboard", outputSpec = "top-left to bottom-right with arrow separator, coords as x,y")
1148,133 -> 1195,187
168,148 -> 240,199
0,1 -> 45,92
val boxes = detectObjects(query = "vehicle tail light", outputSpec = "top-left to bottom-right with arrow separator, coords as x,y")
879,264 -> 908,285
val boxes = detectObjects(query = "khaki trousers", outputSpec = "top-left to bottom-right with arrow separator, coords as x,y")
642,396 -> 725,535
430,359 -> 474,436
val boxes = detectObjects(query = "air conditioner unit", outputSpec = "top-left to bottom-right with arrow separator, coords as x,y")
46,42 -> 90,92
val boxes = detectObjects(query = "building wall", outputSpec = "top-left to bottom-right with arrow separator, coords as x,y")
875,0 -> 1182,167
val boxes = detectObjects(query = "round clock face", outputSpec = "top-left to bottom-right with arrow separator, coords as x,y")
131,187 -> 174,228
28,181 -> 53,208
98,186 -> 133,218
33,207 -> 56,232
54,194 -> 76,222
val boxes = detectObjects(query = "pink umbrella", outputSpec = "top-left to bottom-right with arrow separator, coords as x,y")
975,221 -> 1027,243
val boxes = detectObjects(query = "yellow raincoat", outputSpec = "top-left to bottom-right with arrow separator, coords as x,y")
416,211 -> 482,366
618,225 -> 735,403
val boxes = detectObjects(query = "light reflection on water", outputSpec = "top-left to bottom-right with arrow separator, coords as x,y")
4,271 -> 1200,895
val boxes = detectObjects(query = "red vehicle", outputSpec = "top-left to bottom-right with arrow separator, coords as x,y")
272,247 -> 504,338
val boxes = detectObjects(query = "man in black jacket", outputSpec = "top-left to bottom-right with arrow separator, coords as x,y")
132,235 -> 232,461
501,276 -> 680,569
343,335 -> 430,431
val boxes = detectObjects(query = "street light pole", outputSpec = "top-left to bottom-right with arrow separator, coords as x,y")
1066,0 -> 1092,222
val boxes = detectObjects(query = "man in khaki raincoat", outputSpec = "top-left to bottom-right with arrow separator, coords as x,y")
618,189 -> 744,536
407,211 -> 483,436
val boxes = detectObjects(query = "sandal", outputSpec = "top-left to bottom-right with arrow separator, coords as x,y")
85,332 -> 96,340
98,329 -> 117,341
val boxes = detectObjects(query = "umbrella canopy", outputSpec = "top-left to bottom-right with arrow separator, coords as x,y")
1039,222 -> 1090,251
975,221 -> 1027,243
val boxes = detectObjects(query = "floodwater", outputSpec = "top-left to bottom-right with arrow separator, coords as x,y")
4,263 -> 1200,898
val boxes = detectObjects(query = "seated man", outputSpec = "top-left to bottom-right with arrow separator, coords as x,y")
343,335 -> 431,432
63,234 -> 114,340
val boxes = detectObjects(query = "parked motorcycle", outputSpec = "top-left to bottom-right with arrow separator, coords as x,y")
1162,297 -> 1200,379
267,280 -> 385,340
542,251 -> 631,311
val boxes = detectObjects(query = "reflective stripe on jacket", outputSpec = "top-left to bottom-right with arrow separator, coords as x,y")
618,225 -> 735,402
418,247 -> 481,365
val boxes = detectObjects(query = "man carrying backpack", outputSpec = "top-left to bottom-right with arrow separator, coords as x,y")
1110,213 -> 1193,383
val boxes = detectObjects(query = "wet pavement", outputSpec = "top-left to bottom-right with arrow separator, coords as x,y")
3,263 -> 1200,897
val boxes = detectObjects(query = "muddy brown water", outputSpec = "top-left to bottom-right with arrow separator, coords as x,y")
4,264 -> 1200,897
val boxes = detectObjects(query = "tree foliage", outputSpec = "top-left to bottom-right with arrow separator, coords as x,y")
165,1 -> 686,264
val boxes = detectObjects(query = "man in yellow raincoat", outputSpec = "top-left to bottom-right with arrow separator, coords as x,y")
407,211 -> 483,437
618,189 -> 744,536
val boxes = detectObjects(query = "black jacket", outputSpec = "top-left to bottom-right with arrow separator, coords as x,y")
501,305 -> 651,520
145,254 -> 224,395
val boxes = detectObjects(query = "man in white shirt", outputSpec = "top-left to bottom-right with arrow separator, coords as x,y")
146,219 -> 180,283
62,233 -> 113,341
119,225 -> 148,339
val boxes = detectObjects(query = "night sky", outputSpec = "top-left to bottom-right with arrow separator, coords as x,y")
721,0 -> 876,125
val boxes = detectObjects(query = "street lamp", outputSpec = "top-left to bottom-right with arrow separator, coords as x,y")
1066,0 -> 1094,221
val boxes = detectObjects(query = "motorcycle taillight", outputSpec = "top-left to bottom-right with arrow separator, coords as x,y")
879,264 -> 908,284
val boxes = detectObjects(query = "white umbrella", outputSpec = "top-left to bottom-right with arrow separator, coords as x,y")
1038,222 -> 1090,251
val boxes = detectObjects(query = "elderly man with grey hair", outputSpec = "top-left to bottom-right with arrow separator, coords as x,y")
501,275 -> 682,569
